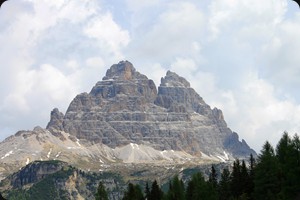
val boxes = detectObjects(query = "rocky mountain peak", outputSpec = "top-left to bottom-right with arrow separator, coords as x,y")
87,61 -> 157,103
102,60 -> 147,81
46,108 -> 64,131
160,70 -> 190,87
59,61 -> 255,158
0,61 -> 256,179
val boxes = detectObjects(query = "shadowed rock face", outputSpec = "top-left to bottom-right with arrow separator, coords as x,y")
11,161 -> 67,188
48,61 -> 255,157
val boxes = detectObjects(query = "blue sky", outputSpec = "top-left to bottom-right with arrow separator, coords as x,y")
0,0 -> 300,152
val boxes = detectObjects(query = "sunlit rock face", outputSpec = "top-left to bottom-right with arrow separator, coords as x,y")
0,61 -> 256,180
56,61 -> 255,157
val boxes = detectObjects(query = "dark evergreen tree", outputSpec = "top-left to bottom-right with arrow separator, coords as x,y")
218,168 -> 231,200
166,180 -> 173,200
95,182 -> 109,200
185,172 -> 217,200
291,134 -> 300,198
145,182 -> 151,200
278,133 -> 300,199
209,165 -> 218,190
166,175 -> 185,200
240,160 -> 251,198
276,132 -> 292,164
249,153 -> 255,178
123,183 -> 144,200
254,141 -> 280,200
230,159 -> 242,198
185,176 -> 195,200
149,180 -> 163,200
276,132 -> 293,199
248,154 -> 256,200
186,172 -> 204,200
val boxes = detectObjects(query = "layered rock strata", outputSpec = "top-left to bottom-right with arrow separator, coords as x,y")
48,61 -> 254,157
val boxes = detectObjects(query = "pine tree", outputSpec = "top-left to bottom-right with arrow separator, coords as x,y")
248,154 -> 255,200
254,141 -> 280,200
280,134 -> 300,199
276,132 -> 292,164
186,172 -> 217,200
291,134 -> 300,198
249,153 -> 255,178
185,176 -> 195,200
240,160 -> 250,198
166,180 -> 174,200
166,175 -> 185,200
209,165 -> 218,190
150,180 -> 163,200
145,182 -> 151,200
186,172 -> 205,200
95,182 -> 108,200
218,168 -> 231,200
276,132 -> 292,199
123,183 -> 144,200
230,159 -> 242,198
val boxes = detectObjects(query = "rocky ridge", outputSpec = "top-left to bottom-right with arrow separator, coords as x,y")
0,61 -> 255,179
0,160 -> 125,200
57,61 -> 254,156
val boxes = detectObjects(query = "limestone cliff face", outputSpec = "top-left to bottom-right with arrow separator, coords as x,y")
49,61 -> 255,157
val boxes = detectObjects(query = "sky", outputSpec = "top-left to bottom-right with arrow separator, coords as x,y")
0,0 -> 300,152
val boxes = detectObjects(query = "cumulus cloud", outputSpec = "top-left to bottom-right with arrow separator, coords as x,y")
84,12 -> 130,57
0,0 -> 129,139
225,73 -> 300,151
126,1 -> 206,63
125,0 -> 161,12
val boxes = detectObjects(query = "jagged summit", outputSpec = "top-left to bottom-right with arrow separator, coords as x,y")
102,60 -> 147,81
58,61 -> 255,156
160,70 -> 191,88
0,61 -> 256,179
46,108 -> 64,130
89,60 -> 157,101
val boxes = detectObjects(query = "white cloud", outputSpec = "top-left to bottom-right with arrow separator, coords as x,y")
261,15 -> 300,91
208,0 -> 286,39
84,12 -> 130,57
85,57 -> 105,69
170,58 -> 198,73
127,2 -> 206,62
206,71 -> 300,151
0,0 -> 129,139
125,0 -> 161,12
29,64 -> 77,102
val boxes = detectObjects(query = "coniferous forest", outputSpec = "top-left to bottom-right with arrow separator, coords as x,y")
94,132 -> 300,200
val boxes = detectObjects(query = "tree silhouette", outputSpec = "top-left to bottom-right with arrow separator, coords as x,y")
254,141 -> 280,200
122,183 -> 144,200
149,180 -> 163,200
95,182 -> 108,200
218,168 -> 231,200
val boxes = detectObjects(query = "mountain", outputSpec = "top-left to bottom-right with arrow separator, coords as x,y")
0,61 -> 255,180
58,60 -> 254,156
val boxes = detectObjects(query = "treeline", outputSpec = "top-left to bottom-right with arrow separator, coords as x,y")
95,132 -> 300,200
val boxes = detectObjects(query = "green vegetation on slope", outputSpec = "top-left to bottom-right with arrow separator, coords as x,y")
120,132 -> 300,200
